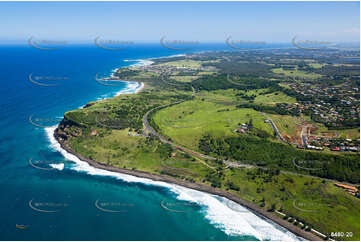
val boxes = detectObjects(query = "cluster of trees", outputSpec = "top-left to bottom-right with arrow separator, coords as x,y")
236,103 -> 300,116
69,89 -> 191,136
314,63 -> 360,77
192,74 -> 279,92
236,92 -> 256,102
328,119 -> 360,130
205,62 -> 272,77
191,74 -> 235,91
198,134 -> 360,183
152,56 -> 186,64
225,180 -> 240,191
243,119 -> 272,139
204,170 -> 223,188
156,142 -> 173,159
114,69 -> 141,79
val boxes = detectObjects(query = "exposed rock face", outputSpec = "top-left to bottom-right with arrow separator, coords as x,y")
91,129 -> 99,136
54,117 -> 81,142
83,102 -> 95,109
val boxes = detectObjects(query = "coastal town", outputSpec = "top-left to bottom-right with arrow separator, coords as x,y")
3,2 -> 359,242
113,50 -> 360,154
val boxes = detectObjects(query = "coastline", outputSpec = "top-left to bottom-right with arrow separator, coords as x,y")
134,81 -> 145,94
53,126 -> 320,241
52,56 -> 321,241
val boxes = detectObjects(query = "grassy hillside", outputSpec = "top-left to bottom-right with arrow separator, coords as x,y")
61,52 -> 359,240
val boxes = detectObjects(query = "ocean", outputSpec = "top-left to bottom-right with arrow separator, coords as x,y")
0,43 -> 299,241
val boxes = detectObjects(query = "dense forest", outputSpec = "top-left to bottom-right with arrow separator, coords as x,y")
191,74 -> 279,91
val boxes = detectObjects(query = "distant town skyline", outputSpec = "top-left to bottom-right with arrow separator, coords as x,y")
0,1 -> 359,43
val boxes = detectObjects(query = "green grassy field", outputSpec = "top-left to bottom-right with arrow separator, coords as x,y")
226,168 -> 360,240
67,122 -> 360,240
278,83 -> 292,89
69,128 -> 213,178
155,59 -> 220,69
272,67 -> 322,79
170,75 -> 198,83
268,114 -> 301,137
196,89 -> 241,105
62,55 -> 359,241
308,63 -> 326,69
152,97 -> 274,150
156,60 -> 203,69
129,71 -> 160,79
239,88 -> 269,96
197,71 -> 216,75
235,88 -> 296,105
170,71 -> 217,83
253,92 -> 296,105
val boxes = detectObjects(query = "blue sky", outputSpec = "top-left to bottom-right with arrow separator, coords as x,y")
0,1 -> 359,43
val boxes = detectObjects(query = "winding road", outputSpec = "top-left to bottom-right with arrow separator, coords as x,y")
142,85 -> 222,163
261,113 -> 285,142
141,85 -> 358,186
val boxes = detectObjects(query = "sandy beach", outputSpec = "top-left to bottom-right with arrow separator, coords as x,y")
135,82 -> 145,94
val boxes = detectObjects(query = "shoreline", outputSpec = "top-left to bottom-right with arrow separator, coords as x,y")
134,82 -> 145,94
53,121 -> 321,241
53,55 -> 322,241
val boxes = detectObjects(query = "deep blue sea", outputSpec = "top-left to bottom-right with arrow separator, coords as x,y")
0,43 -> 299,241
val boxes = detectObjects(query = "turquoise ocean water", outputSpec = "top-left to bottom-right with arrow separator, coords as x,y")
0,43 -> 299,241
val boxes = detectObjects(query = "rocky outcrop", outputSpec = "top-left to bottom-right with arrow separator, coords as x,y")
83,102 -> 96,109
54,117 -> 81,142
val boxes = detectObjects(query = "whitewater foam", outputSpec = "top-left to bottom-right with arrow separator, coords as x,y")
91,81 -> 141,101
49,163 -> 64,170
124,59 -> 154,67
45,126 -> 300,241
114,81 -> 141,96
